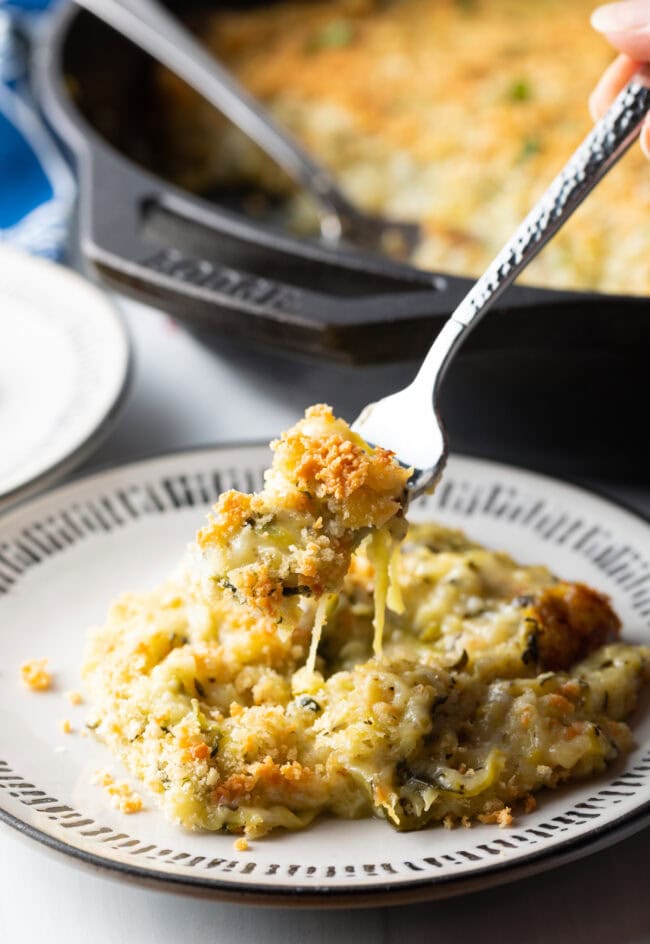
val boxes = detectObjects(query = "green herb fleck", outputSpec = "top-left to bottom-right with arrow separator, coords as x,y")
514,594 -> 534,607
508,78 -> 533,103
282,584 -> 313,597
298,695 -> 322,712
518,135 -> 542,162
521,628 -> 540,666
449,649 -> 469,672
305,19 -> 354,53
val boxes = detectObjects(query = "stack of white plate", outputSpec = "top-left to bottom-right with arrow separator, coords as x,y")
0,246 -> 130,510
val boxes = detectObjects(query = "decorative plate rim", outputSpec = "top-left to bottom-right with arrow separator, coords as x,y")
1,445 -> 649,907
3,798 -> 649,907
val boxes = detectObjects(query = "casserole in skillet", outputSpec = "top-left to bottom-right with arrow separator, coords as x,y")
155,0 -> 650,295
38,0 -> 650,366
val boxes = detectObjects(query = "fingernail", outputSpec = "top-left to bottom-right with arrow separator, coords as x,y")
641,120 -> 650,159
588,89 -> 601,120
592,0 -> 650,32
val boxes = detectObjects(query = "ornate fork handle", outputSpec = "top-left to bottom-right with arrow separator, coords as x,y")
414,68 -> 650,393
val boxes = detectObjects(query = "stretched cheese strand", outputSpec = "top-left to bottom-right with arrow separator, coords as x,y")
307,530 -> 403,669
305,593 -> 336,674
387,541 -> 405,615
367,530 -> 392,657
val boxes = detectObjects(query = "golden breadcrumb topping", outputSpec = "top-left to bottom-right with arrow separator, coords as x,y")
83,512 -> 650,837
79,410 -> 650,839
195,405 -> 409,643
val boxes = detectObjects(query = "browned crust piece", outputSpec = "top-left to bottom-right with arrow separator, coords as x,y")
273,404 -> 409,528
526,582 -> 621,671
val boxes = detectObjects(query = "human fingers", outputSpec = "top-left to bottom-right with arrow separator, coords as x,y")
589,52 -> 640,118
591,1 -> 650,60
591,3 -> 650,157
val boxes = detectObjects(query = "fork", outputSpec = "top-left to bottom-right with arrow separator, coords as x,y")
74,0 -> 421,257
352,67 -> 650,498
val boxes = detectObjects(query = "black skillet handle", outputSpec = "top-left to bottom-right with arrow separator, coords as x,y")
80,147 -> 452,361
80,148 -> 650,365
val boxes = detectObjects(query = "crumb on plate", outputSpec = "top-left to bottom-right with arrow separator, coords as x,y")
234,836 -> 249,852
65,690 -> 83,706
93,769 -> 143,814
478,807 -> 513,828
524,794 -> 537,814
59,719 -> 73,735
21,658 -> 52,691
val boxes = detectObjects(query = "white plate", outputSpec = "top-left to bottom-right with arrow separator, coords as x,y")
0,247 -> 130,510
0,447 -> 649,906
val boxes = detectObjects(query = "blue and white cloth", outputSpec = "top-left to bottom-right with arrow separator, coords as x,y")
0,0 -> 74,259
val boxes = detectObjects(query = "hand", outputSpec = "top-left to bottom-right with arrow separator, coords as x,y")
591,0 -> 650,157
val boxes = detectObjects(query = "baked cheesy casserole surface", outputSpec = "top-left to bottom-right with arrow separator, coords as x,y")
83,407 -> 650,837
155,0 -> 650,294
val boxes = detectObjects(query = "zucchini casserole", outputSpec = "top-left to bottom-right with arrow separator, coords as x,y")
83,406 -> 650,837
154,0 -> 650,294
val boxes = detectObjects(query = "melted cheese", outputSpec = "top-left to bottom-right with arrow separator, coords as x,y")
194,404 -> 409,652
80,409 -> 650,838
83,513 -> 650,837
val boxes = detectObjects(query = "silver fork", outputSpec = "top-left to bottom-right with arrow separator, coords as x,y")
353,67 -> 650,498
74,0 -> 421,257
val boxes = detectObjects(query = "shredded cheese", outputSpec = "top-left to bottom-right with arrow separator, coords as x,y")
368,531 -> 390,657
367,530 -> 404,656
305,593 -> 336,674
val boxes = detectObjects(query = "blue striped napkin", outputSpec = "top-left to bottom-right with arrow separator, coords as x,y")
0,0 -> 74,259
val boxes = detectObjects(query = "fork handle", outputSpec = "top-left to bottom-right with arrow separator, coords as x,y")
74,0 -> 360,237
413,66 -> 650,391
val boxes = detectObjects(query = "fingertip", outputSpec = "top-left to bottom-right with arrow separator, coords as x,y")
591,0 -> 650,34
591,3 -> 618,32
591,1 -> 650,58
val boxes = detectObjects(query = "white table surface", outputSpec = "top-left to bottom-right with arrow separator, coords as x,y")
2,296 -> 649,943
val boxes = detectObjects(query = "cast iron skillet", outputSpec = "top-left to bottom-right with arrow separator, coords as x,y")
36,0 -> 650,365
